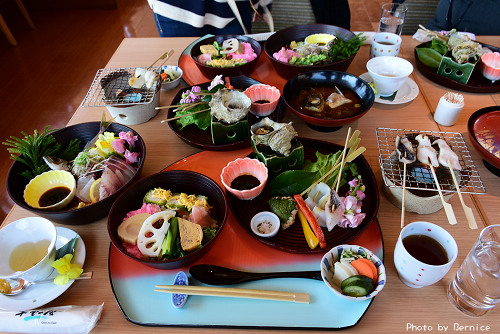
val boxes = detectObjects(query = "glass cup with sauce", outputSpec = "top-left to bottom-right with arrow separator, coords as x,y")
394,221 -> 458,288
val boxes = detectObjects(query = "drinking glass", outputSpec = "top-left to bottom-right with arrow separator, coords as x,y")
448,225 -> 500,316
378,3 -> 407,36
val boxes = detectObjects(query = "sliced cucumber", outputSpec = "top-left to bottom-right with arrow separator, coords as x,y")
341,275 -> 375,297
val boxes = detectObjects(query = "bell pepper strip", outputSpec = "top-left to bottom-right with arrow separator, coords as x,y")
225,76 -> 234,89
298,209 -> 319,249
293,194 -> 327,249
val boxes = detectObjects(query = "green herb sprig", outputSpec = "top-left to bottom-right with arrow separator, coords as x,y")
328,33 -> 367,62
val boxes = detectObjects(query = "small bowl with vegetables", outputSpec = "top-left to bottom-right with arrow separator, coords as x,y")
108,170 -> 228,269
321,244 -> 386,301
190,35 -> 262,79
265,24 -> 365,80
160,65 -> 183,91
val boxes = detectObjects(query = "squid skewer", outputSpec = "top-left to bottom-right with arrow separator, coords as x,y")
393,135 -> 416,228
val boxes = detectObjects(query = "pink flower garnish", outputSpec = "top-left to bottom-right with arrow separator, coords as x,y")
125,150 -> 139,164
111,139 -> 126,154
119,131 -> 138,148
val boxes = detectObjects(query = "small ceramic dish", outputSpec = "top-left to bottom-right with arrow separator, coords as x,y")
160,65 -> 183,91
220,158 -> 268,200
244,84 -> 281,116
250,211 -> 280,238
480,52 -> 500,83
23,170 -> 76,211
321,244 -> 386,301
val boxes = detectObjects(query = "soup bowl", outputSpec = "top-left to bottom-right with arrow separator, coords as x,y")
265,24 -> 359,80
282,70 -> 375,131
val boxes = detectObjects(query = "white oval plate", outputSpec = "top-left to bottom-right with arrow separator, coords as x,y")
0,227 -> 86,311
360,72 -> 419,105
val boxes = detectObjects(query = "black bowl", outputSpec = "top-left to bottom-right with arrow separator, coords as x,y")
190,35 -> 262,79
7,122 -> 146,224
108,170 -> 228,269
282,70 -> 375,131
265,24 -> 357,80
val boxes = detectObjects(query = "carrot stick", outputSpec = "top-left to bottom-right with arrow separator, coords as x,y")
225,77 -> 233,89
293,194 -> 326,249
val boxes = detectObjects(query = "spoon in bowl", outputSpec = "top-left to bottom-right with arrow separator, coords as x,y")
1,272 -> 93,296
189,264 -> 321,285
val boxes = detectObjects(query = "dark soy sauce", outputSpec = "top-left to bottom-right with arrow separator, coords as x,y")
39,186 -> 71,207
231,174 -> 260,190
402,234 -> 448,265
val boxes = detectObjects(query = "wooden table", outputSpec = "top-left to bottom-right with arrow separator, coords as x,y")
1,35 -> 499,333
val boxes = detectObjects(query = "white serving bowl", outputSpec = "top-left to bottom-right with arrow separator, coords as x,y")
367,56 -> 413,96
0,217 -> 57,281
321,244 -> 386,301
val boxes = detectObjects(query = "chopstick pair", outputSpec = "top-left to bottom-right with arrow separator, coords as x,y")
155,285 -> 310,304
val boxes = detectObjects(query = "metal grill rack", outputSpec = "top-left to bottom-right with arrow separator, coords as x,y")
376,128 -> 486,195
81,67 -> 159,108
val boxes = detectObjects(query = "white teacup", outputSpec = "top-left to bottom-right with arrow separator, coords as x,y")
394,221 -> 458,288
370,32 -> 402,58
0,217 -> 57,281
366,56 -> 413,96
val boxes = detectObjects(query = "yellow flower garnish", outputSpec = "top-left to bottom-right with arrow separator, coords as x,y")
0,279 -> 11,294
95,131 -> 117,156
51,254 -> 83,285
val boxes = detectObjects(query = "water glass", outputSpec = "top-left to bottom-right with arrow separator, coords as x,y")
378,3 -> 407,36
448,225 -> 500,316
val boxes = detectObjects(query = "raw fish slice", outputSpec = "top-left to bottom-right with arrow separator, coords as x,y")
189,205 -> 216,228
100,167 -> 121,199
433,138 -> 462,170
325,92 -> 352,109
76,176 -> 95,203
415,134 -> 439,167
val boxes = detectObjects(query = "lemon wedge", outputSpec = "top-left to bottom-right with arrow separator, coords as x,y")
89,178 -> 101,203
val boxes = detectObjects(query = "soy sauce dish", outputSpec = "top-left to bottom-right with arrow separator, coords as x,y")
250,211 -> 280,238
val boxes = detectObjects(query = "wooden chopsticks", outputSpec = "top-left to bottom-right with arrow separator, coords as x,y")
155,285 -> 310,304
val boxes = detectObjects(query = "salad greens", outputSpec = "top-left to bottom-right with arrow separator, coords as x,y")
327,33 -> 367,63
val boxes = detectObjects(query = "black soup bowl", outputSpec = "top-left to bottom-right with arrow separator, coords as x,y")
282,70 -> 375,132
108,170 -> 228,269
7,122 -> 146,225
265,24 -> 357,80
190,34 -> 262,79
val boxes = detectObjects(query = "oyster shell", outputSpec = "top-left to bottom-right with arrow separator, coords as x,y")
251,117 -> 298,156
209,88 -> 251,124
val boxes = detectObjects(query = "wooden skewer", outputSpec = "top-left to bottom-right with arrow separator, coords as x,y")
334,127 -> 352,193
401,161 -> 407,228
147,49 -> 173,70
428,162 -> 458,225
447,159 -> 478,230
160,108 -> 210,123
156,49 -> 175,69
155,285 -> 309,304
156,101 -> 205,110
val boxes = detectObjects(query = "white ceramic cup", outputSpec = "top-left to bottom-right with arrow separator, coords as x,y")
366,56 -> 413,96
0,217 -> 57,281
433,94 -> 465,126
394,221 -> 458,288
370,32 -> 402,58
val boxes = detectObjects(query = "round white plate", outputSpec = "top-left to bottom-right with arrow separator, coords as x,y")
0,227 -> 86,311
360,72 -> 419,105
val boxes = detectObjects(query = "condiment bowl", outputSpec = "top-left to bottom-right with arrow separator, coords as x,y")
264,24 -> 357,80
23,170 -> 76,211
250,211 -> 280,238
321,244 -> 386,301
190,35 -> 262,79
0,217 -> 57,282
7,122 -> 146,225
480,52 -> 500,83
108,170 -> 228,269
220,158 -> 268,200
282,70 -> 375,131
244,84 -> 281,117
160,65 -> 183,91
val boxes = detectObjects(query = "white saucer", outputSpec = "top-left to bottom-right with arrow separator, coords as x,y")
360,72 -> 419,105
0,227 -> 86,311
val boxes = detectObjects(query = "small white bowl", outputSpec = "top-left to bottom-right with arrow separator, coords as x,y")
320,244 -> 386,301
0,217 -> 57,281
160,65 -> 183,91
250,211 -> 280,238
24,170 -> 76,211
